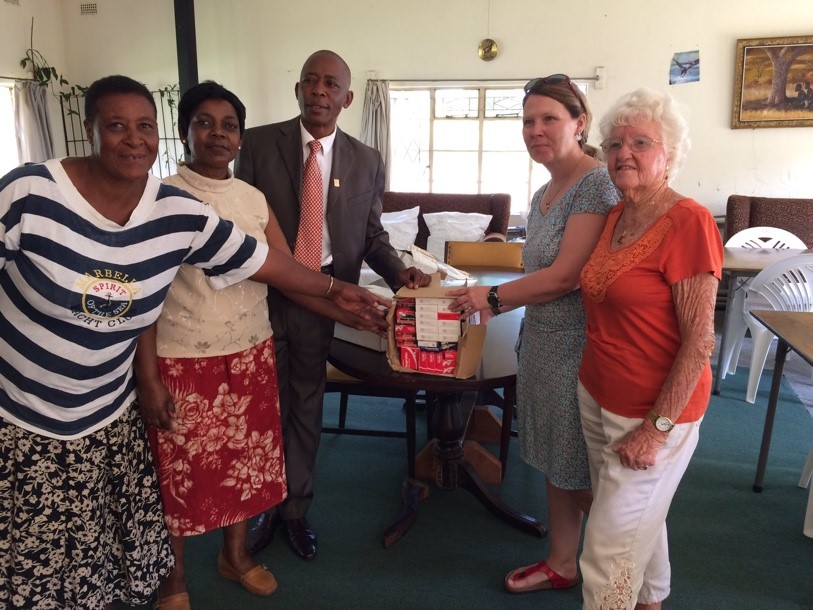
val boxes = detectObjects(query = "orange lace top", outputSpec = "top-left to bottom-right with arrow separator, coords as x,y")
578,199 -> 723,421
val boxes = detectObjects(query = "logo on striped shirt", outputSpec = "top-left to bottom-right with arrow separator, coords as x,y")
80,276 -> 135,320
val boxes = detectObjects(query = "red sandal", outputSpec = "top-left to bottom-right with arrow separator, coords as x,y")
504,559 -> 579,593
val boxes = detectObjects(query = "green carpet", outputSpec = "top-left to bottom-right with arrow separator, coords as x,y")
128,369 -> 813,610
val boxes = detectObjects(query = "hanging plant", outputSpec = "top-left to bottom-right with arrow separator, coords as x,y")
18,18 -> 86,114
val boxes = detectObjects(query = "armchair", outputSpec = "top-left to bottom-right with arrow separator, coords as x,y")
725,195 -> 813,246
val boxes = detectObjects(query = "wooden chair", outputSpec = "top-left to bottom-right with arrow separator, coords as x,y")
323,363 -> 419,472
445,241 -> 524,269
444,239 -> 525,476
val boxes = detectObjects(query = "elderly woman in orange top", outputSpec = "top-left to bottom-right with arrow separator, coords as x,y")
576,88 -> 722,610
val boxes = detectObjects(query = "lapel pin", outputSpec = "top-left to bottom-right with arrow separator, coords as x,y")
333,178 -> 341,187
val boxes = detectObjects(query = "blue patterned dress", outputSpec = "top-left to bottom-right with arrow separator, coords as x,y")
516,166 -> 618,489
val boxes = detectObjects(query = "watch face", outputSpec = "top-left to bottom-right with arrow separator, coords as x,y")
654,416 -> 674,432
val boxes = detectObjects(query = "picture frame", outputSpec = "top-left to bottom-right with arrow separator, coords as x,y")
731,35 -> 813,129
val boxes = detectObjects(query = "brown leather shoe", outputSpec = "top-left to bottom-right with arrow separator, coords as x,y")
217,551 -> 278,597
153,592 -> 190,610
283,517 -> 318,561
246,511 -> 280,555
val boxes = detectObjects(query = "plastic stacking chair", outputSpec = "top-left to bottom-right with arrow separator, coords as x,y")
718,227 -> 806,382
800,444 -> 813,489
802,443 -> 813,538
741,253 -> 813,403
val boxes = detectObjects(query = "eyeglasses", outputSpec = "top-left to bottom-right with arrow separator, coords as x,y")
599,136 -> 663,154
524,74 -> 585,113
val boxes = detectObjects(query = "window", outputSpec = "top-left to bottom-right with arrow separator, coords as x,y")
59,87 -> 182,178
0,84 -> 19,176
389,82 -> 588,217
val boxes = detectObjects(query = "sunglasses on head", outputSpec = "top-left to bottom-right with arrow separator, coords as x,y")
524,74 -> 585,112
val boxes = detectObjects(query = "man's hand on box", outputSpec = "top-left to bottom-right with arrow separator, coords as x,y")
398,266 -> 431,289
338,308 -> 389,334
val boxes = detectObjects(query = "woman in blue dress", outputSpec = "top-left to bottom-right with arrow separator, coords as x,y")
448,74 -> 618,594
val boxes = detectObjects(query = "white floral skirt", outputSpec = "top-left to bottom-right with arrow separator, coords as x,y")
0,401 -> 174,609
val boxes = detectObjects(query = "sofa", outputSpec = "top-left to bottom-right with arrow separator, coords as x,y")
725,195 -> 813,246
381,191 -> 512,249
358,191 -> 512,287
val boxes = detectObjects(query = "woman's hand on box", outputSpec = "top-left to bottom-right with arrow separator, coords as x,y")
447,285 -> 490,317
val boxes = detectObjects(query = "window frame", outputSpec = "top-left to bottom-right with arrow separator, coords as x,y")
388,80 -> 590,220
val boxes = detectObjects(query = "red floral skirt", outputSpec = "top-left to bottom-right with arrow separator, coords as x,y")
149,337 -> 287,536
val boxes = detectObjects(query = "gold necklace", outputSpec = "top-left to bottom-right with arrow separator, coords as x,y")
615,185 -> 672,245
541,156 -> 585,213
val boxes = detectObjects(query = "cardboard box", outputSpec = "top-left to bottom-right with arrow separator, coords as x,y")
386,274 -> 486,379
334,321 -> 388,352
332,284 -> 393,352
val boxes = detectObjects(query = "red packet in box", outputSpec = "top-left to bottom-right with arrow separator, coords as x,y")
385,273 -> 486,378
400,346 -> 420,370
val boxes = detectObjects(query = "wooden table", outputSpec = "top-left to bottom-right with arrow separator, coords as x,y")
712,248 -> 808,395
749,310 -> 813,492
328,268 -> 547,547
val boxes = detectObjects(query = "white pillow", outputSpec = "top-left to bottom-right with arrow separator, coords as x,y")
381,206 -> 420,252
360,206 -> 420,282
423,211 -> 493,261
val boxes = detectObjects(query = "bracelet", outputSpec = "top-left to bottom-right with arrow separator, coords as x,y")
324,275 -> 335,297
490,306 -> 501,316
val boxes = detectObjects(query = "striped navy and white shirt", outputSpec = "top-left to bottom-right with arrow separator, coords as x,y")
0,159 -> 268,439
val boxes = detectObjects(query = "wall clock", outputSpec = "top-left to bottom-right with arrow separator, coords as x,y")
478,38 -> 498,61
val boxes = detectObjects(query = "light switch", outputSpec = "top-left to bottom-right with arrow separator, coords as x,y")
595,66 -> 606,89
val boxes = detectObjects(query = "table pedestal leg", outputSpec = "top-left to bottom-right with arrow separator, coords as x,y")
381,478 -> 430,548
381,391 -> 546,546
459,460 -> 547,538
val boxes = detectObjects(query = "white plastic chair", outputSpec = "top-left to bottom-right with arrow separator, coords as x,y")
803,444 -> 813,538
800,445 -> 813,489
741,253 -> 813,403
718,227 -> 806,382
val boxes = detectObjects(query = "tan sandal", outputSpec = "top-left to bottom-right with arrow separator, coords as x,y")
217,551 -> 278,596
153,592 -> 190,610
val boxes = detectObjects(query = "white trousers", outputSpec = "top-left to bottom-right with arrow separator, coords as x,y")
577,381 -> 701,610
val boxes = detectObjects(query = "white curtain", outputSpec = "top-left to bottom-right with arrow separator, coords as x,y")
360,79 -> 390,190
14,81 -> 54,164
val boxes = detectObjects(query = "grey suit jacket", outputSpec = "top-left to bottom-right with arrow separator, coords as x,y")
234,116 -> 405,289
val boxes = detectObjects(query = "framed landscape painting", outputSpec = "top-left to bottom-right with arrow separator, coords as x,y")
731,35 -> 813,129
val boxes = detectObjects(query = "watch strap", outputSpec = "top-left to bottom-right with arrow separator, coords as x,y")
487,285 -> 502,308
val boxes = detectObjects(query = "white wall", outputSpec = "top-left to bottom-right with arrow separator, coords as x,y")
0,0 -> 66,156
0,0 -> 65,79
2,0 -> 813,215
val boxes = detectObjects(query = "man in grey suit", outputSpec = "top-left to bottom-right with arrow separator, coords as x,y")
235,50 -> 429,561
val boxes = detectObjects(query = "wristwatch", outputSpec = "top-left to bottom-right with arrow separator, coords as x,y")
648,412 -> 675,432
487,285 -> 502,316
